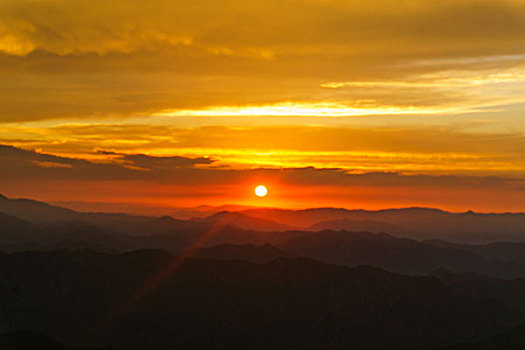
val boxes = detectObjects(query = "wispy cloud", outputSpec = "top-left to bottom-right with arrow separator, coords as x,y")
0,0 -> 525,121
1,125 -> 524,177
1,144 -> 524,212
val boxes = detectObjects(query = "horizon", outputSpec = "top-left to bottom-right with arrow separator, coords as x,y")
2,192 -> 524,218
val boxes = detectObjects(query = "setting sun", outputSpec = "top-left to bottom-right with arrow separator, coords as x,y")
255,185 -> 268,197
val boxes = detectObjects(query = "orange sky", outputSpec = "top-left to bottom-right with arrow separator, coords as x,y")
1,0 -> 524,213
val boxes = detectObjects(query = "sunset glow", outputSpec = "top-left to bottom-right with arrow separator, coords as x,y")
0,0 -> 524,213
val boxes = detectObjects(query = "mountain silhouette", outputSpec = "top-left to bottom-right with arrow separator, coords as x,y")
0,194 -> 79,222
4,194 -> 525,348
0,250 -> 521,349
279,230 -> 493,274
193,243 -> 288,263
425,239 -> 525,261
3,193 -> 525,243
240,207 -> 446,228
0,194 -> 190,236
436,323 -> 525,349
0,329 -> 110,350
241,207 -> 525,243
199,211 -> 296,231
6,195 -> 525,279
307,218 -> 408,234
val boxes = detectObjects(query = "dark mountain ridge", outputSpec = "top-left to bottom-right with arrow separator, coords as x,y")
0,249 -> 521,349
279,230 -> 511,276
192,243 -> 288,263
241,207 -> 525,243
195,210 -> 296,231
6,204 -> 525,279
4,193 -> 525,243
0,194 -> 189,236
307,218 -> 408,234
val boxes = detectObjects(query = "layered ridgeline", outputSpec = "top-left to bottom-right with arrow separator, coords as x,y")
0,249 -> 524,349
0,197 -> 525,278
3,194 -> 525,278
3,193 -> 525,243
3,194 -> 525,348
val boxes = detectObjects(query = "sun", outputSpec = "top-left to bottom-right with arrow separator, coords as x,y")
254,185 -> 268,197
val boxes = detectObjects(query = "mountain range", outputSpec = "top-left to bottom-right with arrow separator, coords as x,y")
4,194 -> 525,279
0,249 -> 523,349
3,193 -> 525,243
4,193 -> 525,348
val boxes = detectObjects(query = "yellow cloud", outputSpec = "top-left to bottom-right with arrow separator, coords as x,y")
0,0 -> 524,121
2,124 -> 524,177
155,102 -> 475,118
31,160 -> 73,168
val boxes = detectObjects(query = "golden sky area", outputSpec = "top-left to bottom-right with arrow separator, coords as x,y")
1,0 -> 525,213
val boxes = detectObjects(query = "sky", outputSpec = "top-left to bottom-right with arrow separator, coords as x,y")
0,0 -> 524,213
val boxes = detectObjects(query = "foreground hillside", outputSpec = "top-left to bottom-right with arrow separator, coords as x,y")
0,329 -> 109,350
0,250 -> 522,349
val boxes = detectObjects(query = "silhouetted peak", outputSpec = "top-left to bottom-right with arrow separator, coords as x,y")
206,211 -> 242,219
380,207 -> 447,214
123,248 -> 173,259
202,211 -> 294,232
0,193 -> 7,200
157,215 -> 177,223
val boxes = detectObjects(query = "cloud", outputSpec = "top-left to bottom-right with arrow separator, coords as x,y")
1,0 -> 524,57
32,160 -> 73,168
0,143 -> 523,189
1,144 -> 524,211
0,0 -> 524,121
2,124 -> 524,177
0,0 -> 524,212
96,150 -> 214,170
0,144 -> 215,181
